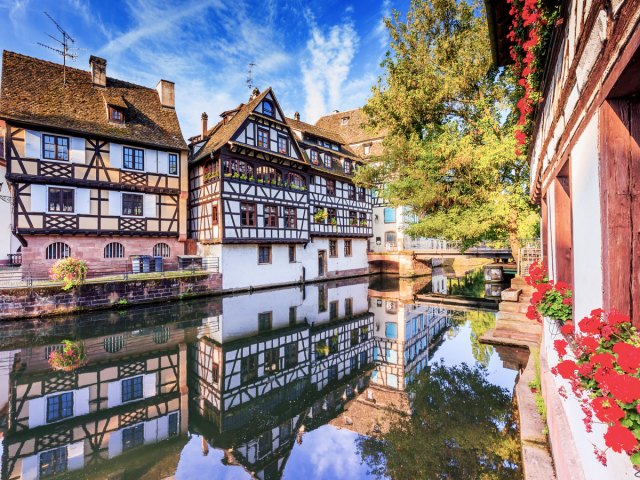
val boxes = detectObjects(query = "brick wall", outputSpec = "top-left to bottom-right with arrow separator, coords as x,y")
0,273 -> 222,320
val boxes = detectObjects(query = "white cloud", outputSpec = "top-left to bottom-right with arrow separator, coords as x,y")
373,0 -> 392,48
301,8 -> 359,122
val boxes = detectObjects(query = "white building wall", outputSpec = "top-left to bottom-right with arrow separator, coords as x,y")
0,164 -> 14,262
300,238 -> 368,281
570,113 -> 603,322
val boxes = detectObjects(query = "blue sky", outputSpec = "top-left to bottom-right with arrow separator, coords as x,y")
0,0 -> 407,138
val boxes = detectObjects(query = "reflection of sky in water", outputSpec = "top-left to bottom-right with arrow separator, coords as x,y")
175,318 -> 517,480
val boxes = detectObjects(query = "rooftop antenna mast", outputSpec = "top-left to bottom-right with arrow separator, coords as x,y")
38,12 -> 78,85
246,61 -> 256,92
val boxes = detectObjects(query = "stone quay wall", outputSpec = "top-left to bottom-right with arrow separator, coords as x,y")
0,273 -> 222,320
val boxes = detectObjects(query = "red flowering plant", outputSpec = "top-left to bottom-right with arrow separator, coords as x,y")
524,261 -> 572,324
506,0 -> 560,154
48,340 -> 87,372
49,257 -> 88,291
552,309 -> 640,466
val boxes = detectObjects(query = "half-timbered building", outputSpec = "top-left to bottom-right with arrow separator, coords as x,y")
187,88 -> 372,290
0,51 -> 188,273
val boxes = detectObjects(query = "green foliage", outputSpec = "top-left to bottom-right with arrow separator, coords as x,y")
49,257 -> 88,291
357,362 -> 521,478
355,0 -> 539,254
536,287 -> 572,323
48,340 -> 87,371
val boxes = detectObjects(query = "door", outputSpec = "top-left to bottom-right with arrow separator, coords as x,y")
318,250 -> 326,277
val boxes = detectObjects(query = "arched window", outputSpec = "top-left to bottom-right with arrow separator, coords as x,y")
262,100 -> 274,117
153,326 -> 170,344
104,242 -> 125,258
256,166 -> 281,184
153,243 -> 171,257
45,242 -> 70,260
223,159 -> 253,179
287,172 -> 305,188
104,335 -> 125,353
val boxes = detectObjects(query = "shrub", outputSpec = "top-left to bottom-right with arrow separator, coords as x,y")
48,340 -> 87,372
49,257 -> 88,291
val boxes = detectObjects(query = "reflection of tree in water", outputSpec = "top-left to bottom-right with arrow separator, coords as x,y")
446,310 -> 496,367
448,269 -> 486,298
357,362 -> 521,479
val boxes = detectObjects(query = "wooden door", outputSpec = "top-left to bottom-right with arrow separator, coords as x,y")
318,250 -> 326,277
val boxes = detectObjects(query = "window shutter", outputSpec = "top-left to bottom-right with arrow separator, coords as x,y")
143,373 -> 156,398
27,397 -> 46,428
157,414 -> 170,440
109,143 -> 122,168
74,387 -> 90,416
24,130 -> 41,159
67,441 -> 85,471
107,381 -> 122,408
108,430 -> 122,458
143,194 -> 157,218
157,152 -> 169,174
30,184 -> 47,213
76,189 -> 91,215
384,207 -> 396,223
108,191 -> 121,216
145,149 -> 158,173
21,455 -> 38,479
70,137 -> 86,163
144,419 -> 158,443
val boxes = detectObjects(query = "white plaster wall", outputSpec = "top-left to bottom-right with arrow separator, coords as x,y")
298,280 -> 369,325
0,164 -> 13,261
570,113 -> 603,321
546,183 -> 557,281
300,238 -> 368,281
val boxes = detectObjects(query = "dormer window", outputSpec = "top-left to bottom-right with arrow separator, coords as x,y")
364,143 -> 372,155
263,100 -> 274,117
109,106 -> 125,124
341,117 -> 349,125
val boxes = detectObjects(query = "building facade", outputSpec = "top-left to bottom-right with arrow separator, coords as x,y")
0,52 -> 188,274
187,88 -> 372,290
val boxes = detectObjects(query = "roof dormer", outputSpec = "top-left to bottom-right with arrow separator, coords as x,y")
103,93 -> 127,125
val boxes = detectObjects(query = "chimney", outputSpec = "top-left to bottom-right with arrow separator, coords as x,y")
294,111 -> 300,121
201,112 -> 208,138
89,56 -> 107,88
156,80 -> 175,108
250,87 -> 260,100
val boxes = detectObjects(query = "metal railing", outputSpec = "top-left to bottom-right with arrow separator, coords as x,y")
518,239 -> 542,277
0,256 -> 219,289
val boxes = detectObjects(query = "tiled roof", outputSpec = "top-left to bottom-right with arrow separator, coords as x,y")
0,51 -> 186,150
315,108 -> 386,145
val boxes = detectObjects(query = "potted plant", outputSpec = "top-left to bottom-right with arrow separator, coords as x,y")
48,340 -> 87,372
316,342 -> 329,357
314,209 -> 328,223
49,257 -> 88,291
359,220 -> 368,227
524,261 -> 572,326
329,218 -> 338,227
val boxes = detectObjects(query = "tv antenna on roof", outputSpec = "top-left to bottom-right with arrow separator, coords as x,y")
246,61 -> 256,92
38,12 -> 79,85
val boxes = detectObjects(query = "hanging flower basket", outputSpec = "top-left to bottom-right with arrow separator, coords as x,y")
48,340 -> 87,372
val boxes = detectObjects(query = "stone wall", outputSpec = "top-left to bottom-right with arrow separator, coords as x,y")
0,273 -> 222,320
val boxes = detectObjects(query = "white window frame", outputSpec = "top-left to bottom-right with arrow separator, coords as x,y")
121,146 -> 145,172
121,192 -> 144,218
46,186 -> 76,215
168,153 -> 179,176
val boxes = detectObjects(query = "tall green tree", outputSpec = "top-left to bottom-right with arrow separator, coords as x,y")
356,0 -> 539,258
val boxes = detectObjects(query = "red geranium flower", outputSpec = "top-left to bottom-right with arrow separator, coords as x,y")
554,339 -> 568,357
591,396 -> 625,424
613,342 -> 640,374
589,352 -> 615,369
607,309 -> 630,326
578,315 -> 601,335
560,321 -> 574,336
576,335 -> 599,355
555,360 -> 577,380
604,424 -> 638,454
602,373 -> 640,404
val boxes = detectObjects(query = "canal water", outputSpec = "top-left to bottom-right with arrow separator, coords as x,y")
0,273 -> 524,479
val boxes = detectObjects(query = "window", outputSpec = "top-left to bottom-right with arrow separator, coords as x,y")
258,311 -> 272,331
278,135 -> 288,155
256,166 -> 281,184
123,147 -> 144,171
212,203 -> 219,225
104,242 -> 125,258
341,116 -> 349,125
329,334 -> 339,353
48,187 -> 74,212
122,376 -> 144,403
315,340 -> 328,359
168,153 -> 178,175
241,202 -> 256,226
327,208 -> 337,224
344,160 -> 352,175
359,351 -> 368,366
284,207 -> 297,228
45,242 -> 70,260
360,326 -> 369,341
289,244 -> 296,263
323,153 -> 332,169
385,231 -> 397,245
329,239 -> 337,257
257,127 -> 270,148
384,207 -> 396,223
385,322 -> 398,339
345,298 -> 353,317
153,242 -> 170,257
122,193 -> 143,216
330,301 -> 339,320
109,106 -> 125,124
40,447 -> 67,477
350,355 -> 358,370
358,187 -> 366,201
289,306 -> 297,325
364,143 -> 372,155
241,354 -> 258,384
258,429 -> 272,458
258,245 -> 271,264
347,184 -> 355,199
280,420 -> 292,443
264,347 -> 279,373
351,329 -> 359,346
223,159 -> 253,178
46,392 -> 73,423
349,211 -> 357,225
326,179 -> 335,196
310,150 -> 319,164
287,172 -> 305,188
43,135 -> 69,161
168,412 -> 179,437
204,159 -> 219,182
262,100 -> 274,117
344,240 -> 352,257
359,212 -> 367,226
122,423 -> 144,451
318,285 -> 327,312
264,204 -> 278,227
104,335 -> 125,353
212,363 -> 219,383
328,365 -> 338,382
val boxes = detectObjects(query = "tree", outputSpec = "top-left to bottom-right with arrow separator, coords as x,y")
356,362 -> 521,479
355,0 -> 539,259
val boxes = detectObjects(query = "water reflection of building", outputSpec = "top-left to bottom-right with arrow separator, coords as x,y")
189,278 -> 374,479
0,322 -> 193,480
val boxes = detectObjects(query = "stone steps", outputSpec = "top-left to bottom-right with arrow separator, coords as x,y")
499,301 -> 530,314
